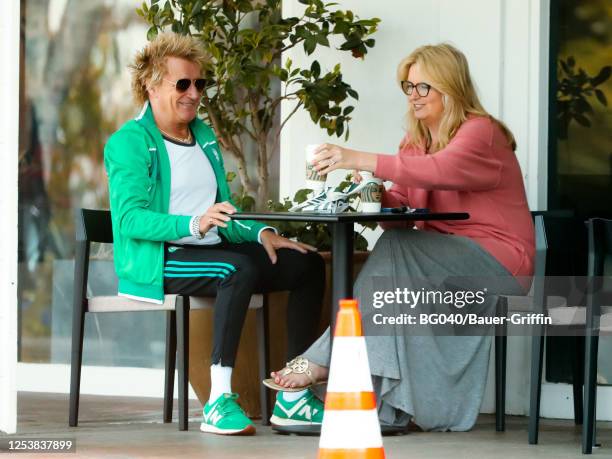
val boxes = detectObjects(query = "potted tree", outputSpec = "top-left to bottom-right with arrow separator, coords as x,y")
138,0 -> 380,205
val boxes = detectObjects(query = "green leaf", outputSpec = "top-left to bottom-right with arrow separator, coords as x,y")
573,113 -> 591,127
304,37 -> 317,54
595,89 -> 607,107
294,188 -> 312,203
335,122 -> 344,137
559,59 -> 570,75
591,66 -> 611,86
574,98 -> 593,114
226,171 -> 237,182
354,233 -> 368,251
147,26 -> 158,40
316,34 -> 330,46
347,88 -> 358,99
310,60 -> 321,78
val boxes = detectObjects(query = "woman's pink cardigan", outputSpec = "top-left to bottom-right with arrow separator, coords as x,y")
375,116 -> 535,278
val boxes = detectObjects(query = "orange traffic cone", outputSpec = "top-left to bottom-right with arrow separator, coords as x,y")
318,299 -> 385,459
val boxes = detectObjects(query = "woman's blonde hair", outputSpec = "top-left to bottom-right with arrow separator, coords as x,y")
129,32 -> 208,106
397,43 -> 516,151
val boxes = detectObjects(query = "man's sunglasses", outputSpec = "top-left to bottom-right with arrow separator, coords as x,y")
164,78 -> 206,93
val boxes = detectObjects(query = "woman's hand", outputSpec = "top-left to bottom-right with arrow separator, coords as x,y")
199,201 -> 236,234
352,170 -> 363,183
312,143 -> 377,175
260,230 -> 317,264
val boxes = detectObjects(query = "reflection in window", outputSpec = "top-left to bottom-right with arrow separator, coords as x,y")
549,0 -> 611,215
18,0 -> 167,367
547,0 -> 612,386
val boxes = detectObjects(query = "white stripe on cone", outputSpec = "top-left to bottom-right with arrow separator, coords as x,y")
326,337 -> 373,393
319,410 -> 383,449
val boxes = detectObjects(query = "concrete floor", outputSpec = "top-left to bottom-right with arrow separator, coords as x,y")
1,392 -> 610,458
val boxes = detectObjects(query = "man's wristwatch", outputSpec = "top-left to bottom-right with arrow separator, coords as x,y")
191,215 -> 205,239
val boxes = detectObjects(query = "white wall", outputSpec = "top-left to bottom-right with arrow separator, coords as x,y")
280,0 -> 548,210
0,0 -> 20,435
278,0 -> 612,421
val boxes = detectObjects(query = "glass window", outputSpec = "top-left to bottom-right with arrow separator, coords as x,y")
548,0 -> 611,215
18,0 -> 167,367
547,0 -> 612,385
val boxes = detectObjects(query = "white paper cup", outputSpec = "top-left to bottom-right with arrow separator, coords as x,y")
360,175 -> 383,212
305,144 -> 326,191
361,201 -> 382,213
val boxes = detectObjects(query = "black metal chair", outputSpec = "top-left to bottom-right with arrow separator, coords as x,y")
69,209 -> 271,431
495,210 -> 588,435
582,218 -> 612,454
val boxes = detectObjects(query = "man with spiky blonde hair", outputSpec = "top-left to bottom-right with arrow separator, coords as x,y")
104,32 -> 325,435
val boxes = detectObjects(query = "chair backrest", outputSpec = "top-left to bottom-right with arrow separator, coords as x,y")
531,210 -> 577,277
536,213 -> 586,277
586,218 -> 612,319
530,212 -> 586,311
76,209 -> 113,243
588,218 -> 612,277
74,209 -> 113,312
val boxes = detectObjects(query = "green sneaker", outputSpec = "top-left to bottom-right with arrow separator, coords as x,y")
200,393 -> 255,435
270,389 -> 324,435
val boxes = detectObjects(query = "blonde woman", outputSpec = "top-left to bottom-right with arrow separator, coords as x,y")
266,44 -> 534,431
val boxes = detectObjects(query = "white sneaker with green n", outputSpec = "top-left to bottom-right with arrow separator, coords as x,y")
200,393 -> 255,435
270,389 -> 324,434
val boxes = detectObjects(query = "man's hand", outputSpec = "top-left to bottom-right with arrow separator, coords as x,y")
260,230 -> 317,264
199,201 -> 236,234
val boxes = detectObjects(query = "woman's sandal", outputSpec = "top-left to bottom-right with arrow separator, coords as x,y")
262,356 -> 326,392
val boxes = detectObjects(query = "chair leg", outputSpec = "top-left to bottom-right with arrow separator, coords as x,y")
256,299 -> 271,426
582,334 -> 599,454
163,311 -> 177,423
528,334 -> 545,444
495,297 -> 508,432
495,334 -> 507,432
177,297 -> 190,431
69,306 -> 86,427
572,336 -> 584,425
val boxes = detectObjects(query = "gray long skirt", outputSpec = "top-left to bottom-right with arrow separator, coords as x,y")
304,228 -> 524,431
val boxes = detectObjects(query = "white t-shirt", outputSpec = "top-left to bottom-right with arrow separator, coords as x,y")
165,137 -> 222,245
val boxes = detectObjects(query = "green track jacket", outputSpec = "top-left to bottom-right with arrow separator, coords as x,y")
104,102 -> 267,303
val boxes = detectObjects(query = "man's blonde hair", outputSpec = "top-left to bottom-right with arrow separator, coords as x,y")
129,32 -> 208,106
397,43 -> 516,151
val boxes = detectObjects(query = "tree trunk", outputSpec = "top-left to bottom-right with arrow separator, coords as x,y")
256,136 -> 269,209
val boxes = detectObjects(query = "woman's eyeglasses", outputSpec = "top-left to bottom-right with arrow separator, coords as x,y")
164,78 -> 207,93
400,81 -> 432,97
